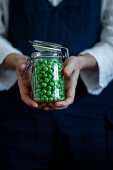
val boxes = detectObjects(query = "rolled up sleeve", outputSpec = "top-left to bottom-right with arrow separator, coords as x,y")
0,37 -> 22,90
80,0 -> 113,95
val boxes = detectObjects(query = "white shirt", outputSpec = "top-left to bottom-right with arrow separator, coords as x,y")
0,0 -> 113,95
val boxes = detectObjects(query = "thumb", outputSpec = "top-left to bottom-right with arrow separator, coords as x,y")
19,63 -> 27,71
64,56 -> 79,77
16,57 -> 29,80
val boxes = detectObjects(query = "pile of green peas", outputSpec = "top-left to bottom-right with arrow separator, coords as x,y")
32,59 -> 65,102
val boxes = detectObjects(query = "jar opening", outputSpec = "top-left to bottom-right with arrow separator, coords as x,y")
31,51 -> 63,59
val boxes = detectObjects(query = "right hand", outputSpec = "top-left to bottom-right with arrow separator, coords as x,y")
16,54 -> 47,109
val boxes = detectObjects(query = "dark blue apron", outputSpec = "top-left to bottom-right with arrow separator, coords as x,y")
0,0 -> 113,169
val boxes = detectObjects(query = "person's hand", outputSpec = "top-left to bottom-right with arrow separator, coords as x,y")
16,55 -> 38,108
16,54 -> 47,109
43,56 -> 80,110
43,54 -> 98,110
4,53 -> 97,110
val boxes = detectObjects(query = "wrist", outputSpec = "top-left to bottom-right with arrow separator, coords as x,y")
2,53 -> 24,69
77,54 -> 98,70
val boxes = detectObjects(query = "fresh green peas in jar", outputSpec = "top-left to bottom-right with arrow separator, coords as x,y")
21,40 -> 69,103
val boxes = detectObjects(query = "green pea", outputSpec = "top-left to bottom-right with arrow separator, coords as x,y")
43,74 -> 48,78
47,91 -> 52,96
54,98 -> 58,101
59,68 -> 62,72
57,98 -> 61,101
43,95 -> 47,98
59,84 -> 63,89
41,64 -> 45,68
60,91 -> 64,97
59,75 -> 62,79
48,97 -> 53,101
43,60 -> 47,64
41,83 -> 47,87
42,89 -> 47,94
59,80 -> 63,85
60,87 -> 64,91
40,97 -> 44,102
47,61 -> 53,65
51,94 -> 55,98
41,71 -> 45,75
45,97 -> 48,102
43,67 -> 48,72
39,74 -> 43,78
52,86 -> 56,91
44,78 -> 49,83
48,74 -> 52,80
46,86 -> 52,90
48,69 -> 53,74
49,82 -> 54,86
60,97 -> 65,100
40,91 -> 43,96
48,65 -> 52,69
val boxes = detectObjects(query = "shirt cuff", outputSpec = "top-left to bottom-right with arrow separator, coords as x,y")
79,43 -> 113,95
0,68 -> 17,90
0,37 -> 22,91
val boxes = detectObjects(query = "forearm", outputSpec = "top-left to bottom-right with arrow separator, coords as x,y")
0,53 -> 23,69
0,53 -> 28,70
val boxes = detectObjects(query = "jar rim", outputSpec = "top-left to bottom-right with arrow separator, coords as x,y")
31,51 -> 63,59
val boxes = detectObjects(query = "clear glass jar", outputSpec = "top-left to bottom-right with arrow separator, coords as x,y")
21,40 -> 69,103
31,51 -> 65,102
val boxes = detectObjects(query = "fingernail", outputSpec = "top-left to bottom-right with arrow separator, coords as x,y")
66,69 -> 70,76
20,64 -> 26,70
55,103 -> 62,106
34,103 -> 38,108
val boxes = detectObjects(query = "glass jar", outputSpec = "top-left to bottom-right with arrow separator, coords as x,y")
21,40 -> 69,103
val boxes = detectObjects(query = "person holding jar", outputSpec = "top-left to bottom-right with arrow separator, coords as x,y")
0,0 -> 113,169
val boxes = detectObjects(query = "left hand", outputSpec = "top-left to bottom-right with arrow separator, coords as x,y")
43,56 -> 80,110
43,53 -> 98,110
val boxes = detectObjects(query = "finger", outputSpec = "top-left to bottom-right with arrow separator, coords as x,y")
45,103 -> 68,110
44,105 -> 68,110
55,96 -> 73,107
55,70 -> 79,107
16,57 -> 30,81
38,103 -> 47,109
63,56 -> 79,77
18,63 -> 31,82
21,94 -> 38,108
47,103 -> 54,107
